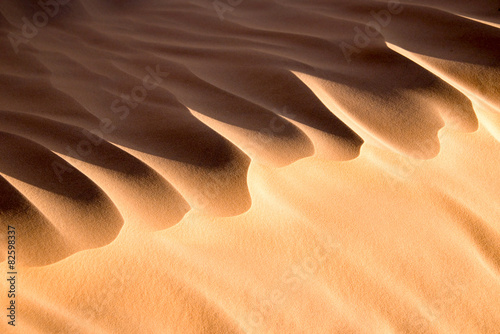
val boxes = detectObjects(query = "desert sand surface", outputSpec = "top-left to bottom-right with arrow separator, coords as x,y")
0,0 -> 499,333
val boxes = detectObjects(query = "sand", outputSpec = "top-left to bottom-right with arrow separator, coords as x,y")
0,0 -> 499,332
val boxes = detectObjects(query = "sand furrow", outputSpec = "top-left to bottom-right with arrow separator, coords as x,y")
0,0 -> 499,332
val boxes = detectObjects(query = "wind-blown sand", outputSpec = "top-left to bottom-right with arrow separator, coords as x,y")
0,0 -> 499,332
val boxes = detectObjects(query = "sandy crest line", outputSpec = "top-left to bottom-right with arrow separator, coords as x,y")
52,65 -> 169,183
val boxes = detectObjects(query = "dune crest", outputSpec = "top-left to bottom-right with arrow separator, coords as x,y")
0,0 -> 499,333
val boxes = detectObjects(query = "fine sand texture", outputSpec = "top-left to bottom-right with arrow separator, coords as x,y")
0,0 -> 499,333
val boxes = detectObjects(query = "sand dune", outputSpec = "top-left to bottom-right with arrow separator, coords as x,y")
0,0 -> 499,332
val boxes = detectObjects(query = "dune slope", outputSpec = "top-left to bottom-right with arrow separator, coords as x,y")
0,0 -> 499,333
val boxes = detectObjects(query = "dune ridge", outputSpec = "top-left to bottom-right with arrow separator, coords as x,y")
0,0 -> 499,333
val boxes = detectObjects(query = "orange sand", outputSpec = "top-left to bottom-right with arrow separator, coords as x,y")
0,0 -> 499,333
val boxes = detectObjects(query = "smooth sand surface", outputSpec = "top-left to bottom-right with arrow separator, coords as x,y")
0,0 -> 499,332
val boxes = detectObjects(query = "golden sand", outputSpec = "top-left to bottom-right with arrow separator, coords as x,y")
0,0 -> 499,332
